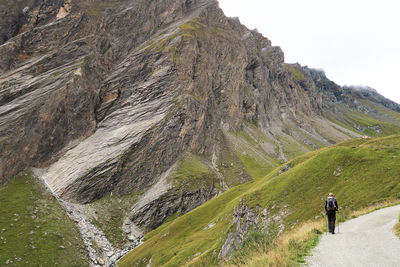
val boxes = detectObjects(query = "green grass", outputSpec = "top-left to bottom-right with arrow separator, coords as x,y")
237,153 -> 273,180
0,171 -> 88,266
168,154 -> 218,192
230,222 -> 281,266
287,228 -> 322,265
277,134 -> 311,160
359,99 -> 400,122
235,130 -> 258,147
345,110 -> 399,137
119,135 -> 400,267
228,128 -> 279,179
214,130 -> 252,188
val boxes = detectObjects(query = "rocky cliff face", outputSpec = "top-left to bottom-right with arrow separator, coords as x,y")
2,0 -> 400,247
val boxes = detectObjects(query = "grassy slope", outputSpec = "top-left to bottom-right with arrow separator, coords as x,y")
119,135 -> 400,267
169,154 -> 218,192
0,171 -> 88,266
228,128 -> 279,179
225,122 -> 319,180
329,103 -> 400,137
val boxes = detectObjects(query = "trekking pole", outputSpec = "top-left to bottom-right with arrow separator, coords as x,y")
337,210 -> 339,234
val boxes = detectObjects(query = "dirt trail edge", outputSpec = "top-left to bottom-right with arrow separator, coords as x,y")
306,205 -> 400,267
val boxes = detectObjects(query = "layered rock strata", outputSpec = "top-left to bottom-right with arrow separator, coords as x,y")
1,0 -> 400,242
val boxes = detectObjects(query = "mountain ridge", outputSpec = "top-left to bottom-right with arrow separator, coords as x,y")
1,1 -> 400,265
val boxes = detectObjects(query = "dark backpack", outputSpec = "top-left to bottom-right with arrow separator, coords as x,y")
326,197 -> 336,211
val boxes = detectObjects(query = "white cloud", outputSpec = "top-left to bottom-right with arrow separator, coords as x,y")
218,0 -> 400,103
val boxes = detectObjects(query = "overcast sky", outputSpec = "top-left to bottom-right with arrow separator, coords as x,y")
218,0 -> 400,104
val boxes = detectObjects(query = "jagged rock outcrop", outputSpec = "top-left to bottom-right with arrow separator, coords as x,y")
343,85 -> 400,112
133,187 -> 218,231
218,202 -> 286,260
218,204 -> 257,260
2,0 -> 400,242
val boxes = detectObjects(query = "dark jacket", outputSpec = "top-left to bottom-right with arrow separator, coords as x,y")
325,198 -> 339,213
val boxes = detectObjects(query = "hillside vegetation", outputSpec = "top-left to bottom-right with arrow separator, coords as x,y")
119,135 -> 400,266
0,171 -> 88,266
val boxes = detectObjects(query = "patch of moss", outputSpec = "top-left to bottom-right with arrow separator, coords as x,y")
179,20 -> 207,39
141,33 -> 181,55
0,171 -> 88,266
84,1 -> 124,17
179,19 -> 229,41
189,92 -> 206,102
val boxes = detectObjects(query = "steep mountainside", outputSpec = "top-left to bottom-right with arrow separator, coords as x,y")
1,0 -> 400,265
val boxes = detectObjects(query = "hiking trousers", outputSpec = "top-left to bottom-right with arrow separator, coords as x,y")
327,211 -> 336,233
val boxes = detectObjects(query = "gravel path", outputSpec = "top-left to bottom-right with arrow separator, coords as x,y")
306,205 -> 400,267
